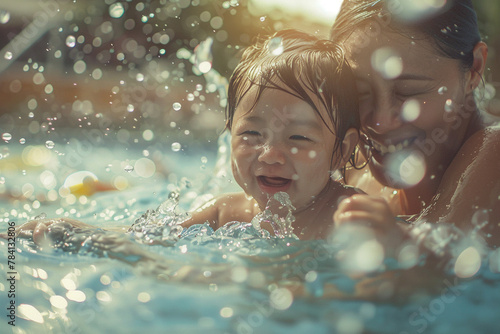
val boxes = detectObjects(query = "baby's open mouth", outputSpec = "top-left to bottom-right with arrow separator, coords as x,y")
258,176 -> 291,188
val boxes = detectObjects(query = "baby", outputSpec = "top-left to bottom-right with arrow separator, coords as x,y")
182,29 -> 361,239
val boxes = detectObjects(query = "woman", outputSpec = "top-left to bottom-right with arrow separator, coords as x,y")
330,0 -> 500,246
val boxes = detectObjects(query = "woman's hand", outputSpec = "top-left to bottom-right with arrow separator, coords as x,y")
334,194 -> 396,228
333,194 -> 411,256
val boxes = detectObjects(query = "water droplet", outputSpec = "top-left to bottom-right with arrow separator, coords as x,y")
19,138 -> 26,144
187,93 -> 195,101
260,16 -> 266,22
197,59 -> 213,73
66,35 -> 76,48
438,86 -> 448,95
401,99 -> 420,122
2,133 -> 12,142
0,176 -> 5,184
308,150 -> 317,159
44,84 -> 54,94
0,10 -> 10,24
127,104 -> 134,112
444,99 -> 454,112
390,0 -> 447,23
4,51 -> 13,60
136,73 -> 144,82
73,60 -> 86,74
171,142 -> 181,152
196,84 -> 203,91
45,140 -> 55,149
371,47 -> 402,79
268,37 -> 283,56
173,102 -> 181,111
124,165 -> 134,172
201,156 -> 208,164
454,246 -> 481,278
109,3 -> 125,18
290,147 -> 298,154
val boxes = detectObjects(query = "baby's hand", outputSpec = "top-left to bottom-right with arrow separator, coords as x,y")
0,218 -> 96,246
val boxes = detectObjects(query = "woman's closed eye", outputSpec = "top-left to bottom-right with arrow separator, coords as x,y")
289,135 -> 312,141
240,130 -> 261,136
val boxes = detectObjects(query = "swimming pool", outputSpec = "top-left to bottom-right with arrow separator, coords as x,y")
1,1 -> 500,333
1,132 -> 500,334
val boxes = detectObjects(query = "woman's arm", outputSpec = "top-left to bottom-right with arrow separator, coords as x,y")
419,126 -> 500,246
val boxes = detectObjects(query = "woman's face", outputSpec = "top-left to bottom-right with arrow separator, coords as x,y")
343,28 -> 471,189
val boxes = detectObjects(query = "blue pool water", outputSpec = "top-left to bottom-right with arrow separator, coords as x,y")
1,136 -> 500,334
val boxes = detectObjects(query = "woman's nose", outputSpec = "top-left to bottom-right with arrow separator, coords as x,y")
257,143 -> 286,165
364,96 -> 403,134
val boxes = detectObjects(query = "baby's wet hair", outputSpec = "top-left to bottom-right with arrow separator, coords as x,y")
226,29 -> 360,168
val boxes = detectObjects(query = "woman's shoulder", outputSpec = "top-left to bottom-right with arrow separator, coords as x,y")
461,123 -> 500,155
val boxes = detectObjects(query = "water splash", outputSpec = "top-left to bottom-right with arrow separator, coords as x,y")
251,192 -> 297,239
127,193 -> 189,246
193,38 -> 228,108
194,37 -> 213,74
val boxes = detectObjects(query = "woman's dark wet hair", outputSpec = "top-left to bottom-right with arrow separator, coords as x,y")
226,29 -> 360,169
330,0 -> 481,71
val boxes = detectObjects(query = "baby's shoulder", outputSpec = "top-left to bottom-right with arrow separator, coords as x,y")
215,192 -> 259,225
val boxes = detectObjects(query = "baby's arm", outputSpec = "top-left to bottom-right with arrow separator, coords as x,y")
182,197 -> 220,230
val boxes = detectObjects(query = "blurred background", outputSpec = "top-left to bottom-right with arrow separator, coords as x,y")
0,0 -> 498,215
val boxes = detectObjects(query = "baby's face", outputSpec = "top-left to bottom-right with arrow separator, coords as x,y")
230,87 -> 338,212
